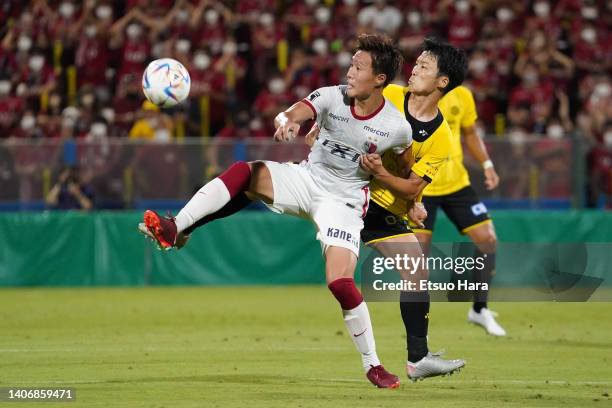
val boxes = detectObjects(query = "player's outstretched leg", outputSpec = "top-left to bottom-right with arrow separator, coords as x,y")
326,247 -> 400,389
143,161 -> 264,250
139,192 -> 251,249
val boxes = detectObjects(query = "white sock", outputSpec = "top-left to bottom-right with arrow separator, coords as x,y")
174,178 -> 231,233
342,302 -> 381,371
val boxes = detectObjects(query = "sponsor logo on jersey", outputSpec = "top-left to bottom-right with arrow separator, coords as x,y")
308,91 -> 321,101
419,129 -> 428,138
363,125 -> 390,138
328,112 -> 349,123
321,139 -> 360,162
326,227 -> 359,247
471,202 -> 487,216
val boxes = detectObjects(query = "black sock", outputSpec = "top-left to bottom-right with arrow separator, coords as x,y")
400,291 -> 430,362
472,251 -> 495,312
183,192 -> 251,235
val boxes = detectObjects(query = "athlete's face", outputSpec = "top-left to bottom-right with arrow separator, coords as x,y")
408,51 -> 449,96
346,51 -> 386,99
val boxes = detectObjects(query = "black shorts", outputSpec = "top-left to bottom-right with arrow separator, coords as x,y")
361,201 -> 413,245
419,186 -> 490,234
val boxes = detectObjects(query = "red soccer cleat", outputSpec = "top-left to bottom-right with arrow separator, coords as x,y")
366,365 -> 400,389
143,210 -> 178,250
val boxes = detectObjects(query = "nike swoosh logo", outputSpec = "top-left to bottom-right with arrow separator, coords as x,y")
353,329 -> 367,337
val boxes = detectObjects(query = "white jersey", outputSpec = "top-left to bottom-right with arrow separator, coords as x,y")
301,85 -> 412,207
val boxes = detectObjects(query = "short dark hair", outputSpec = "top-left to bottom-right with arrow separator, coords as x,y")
422,37 -> 467,94
355,33 -> 403,87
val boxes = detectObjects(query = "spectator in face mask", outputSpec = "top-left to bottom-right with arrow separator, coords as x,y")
283,48 -> 321,96
173,37 -> 192,64
12,110 -> 42,138
442,0 -> 481,50
509,62 -> 554,116
214,40 -> 247,93
36,91 -> 64,138
357,0 -> 402,36
187,49 -> 228,136
285,0 -> 318,31
514,29 -> 574,90
47,0 -> 82,44
573,23 -> 610,75
526,0 -> 562,41
307,6 -> 337,44
397,11 -> 431,58
18,49 -> 57,108
75,16 -> 111,89
577,76 -> 612,144
464,49 -> 500,130
1,30 -> 28,80
253,75 -> 292,124
190,4 -> 229,54
0,79 -> 25,136
250,12 -> 286,88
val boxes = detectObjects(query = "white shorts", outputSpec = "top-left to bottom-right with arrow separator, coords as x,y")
262,161 -> 365,256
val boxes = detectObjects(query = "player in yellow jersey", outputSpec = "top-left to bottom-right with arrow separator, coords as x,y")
360,38 -> 468,380
414,85 -> 506,337
308,38 -> 469,380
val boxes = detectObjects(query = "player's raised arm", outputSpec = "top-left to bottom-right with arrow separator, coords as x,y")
274,85 -> 336,142
273,100 -> 314,142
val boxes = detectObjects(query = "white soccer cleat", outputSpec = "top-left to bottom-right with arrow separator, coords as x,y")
468,307 -> 507,336
407,351 -> 465,381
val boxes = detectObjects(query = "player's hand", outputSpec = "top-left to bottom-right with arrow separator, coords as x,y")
305,123 -> 320,147
360,153 -> 386,176
273,122 -> 299,142
273,112 -> 300,142
484,167 -> 500,190
408,202 -> 427,229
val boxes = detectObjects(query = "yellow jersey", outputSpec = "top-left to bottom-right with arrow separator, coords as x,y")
370,84 -> 452,218
128,119 -> 156,140
423,85 -> 477,196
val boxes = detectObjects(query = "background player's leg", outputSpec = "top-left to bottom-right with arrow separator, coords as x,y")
175,161 -> 273,233
465,221 -> 505,336
465,221 -> 497,311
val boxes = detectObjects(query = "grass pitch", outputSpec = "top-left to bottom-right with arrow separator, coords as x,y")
1,287 -> 611,407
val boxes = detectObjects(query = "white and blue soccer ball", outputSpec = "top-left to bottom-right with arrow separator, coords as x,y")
142,58 -> 191,108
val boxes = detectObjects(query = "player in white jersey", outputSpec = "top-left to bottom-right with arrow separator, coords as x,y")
141,34 -> 412,388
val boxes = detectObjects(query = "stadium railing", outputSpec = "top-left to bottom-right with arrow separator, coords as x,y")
0,135 -> 585,210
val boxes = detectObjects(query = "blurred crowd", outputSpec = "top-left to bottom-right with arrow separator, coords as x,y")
0,0 -> 611,206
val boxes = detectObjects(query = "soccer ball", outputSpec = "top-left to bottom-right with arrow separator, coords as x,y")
142,58 -> 191,108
